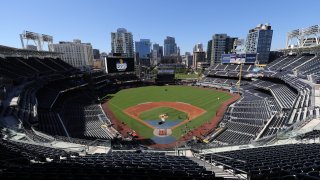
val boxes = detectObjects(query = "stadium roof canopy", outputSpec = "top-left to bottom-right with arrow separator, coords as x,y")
0,45 -> 61,58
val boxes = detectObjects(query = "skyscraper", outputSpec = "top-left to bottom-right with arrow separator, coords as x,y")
245,23 -> 273,64
225,37 -> 237,54
183,52 -> 193,67
193,43 -> 203,52
164,36 -> 177,56
151,43 -> 163,65
177,46 -> 180,56
152,44 -> 160,56
135,39 -> 151,59
211,34 -> 228,64
206,40 -> 212,63
135,39 -> 151,66
210,34 -> 237,64
50,39 -> 93,69
93,49 -> 100,59
111,28 -> 134,57
193,43 -> 206,68
159,46 -> 163,58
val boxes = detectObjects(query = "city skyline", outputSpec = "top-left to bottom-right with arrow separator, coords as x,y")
0,0 -> 319,54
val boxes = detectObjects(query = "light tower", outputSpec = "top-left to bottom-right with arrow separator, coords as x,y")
20,31 -> 54,51
233,38 -> 245,93
286,25 -> 320,48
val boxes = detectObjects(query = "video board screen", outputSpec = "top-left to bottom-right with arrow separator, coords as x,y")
245,54 -> 257,63
106,57 -> 135,73
221,53 -> 256,64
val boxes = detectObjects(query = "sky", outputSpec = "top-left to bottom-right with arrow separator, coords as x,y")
0,0 -> 319,54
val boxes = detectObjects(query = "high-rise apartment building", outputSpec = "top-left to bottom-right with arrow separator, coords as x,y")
111,28 -> 134,57
210,34 -> 237,64
50,39 -> 93,69
245,23 -> 273,64
211,34 -> 228,64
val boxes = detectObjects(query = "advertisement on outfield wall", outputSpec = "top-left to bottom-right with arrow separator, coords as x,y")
105,57 -> 135,73
221,53 -> 256,64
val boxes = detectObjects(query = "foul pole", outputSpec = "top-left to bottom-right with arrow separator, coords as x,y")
236,63 -> 243,94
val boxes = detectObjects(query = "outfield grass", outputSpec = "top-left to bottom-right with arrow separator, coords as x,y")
139,107 -> 188,122
107,86 -> 232,139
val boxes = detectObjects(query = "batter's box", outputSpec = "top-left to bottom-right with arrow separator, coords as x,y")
153,128 -> 172,137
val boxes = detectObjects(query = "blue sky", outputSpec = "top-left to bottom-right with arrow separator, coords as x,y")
0,0 -> 319,54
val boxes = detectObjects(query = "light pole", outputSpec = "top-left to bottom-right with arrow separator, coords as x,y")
255,53 -> 259,65
237,61 -> 243,94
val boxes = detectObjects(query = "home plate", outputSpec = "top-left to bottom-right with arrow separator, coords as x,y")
153,128 -> 172,137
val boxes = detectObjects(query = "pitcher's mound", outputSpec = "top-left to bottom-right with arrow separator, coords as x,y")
153,128 -> 172,137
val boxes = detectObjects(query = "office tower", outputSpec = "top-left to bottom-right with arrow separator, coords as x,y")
151,43 -> 163,66
135,39 -> 151,59
193,43 -> 206,68
135,39 -> 151,66
164,36 -> 177,56
211,34 -> 237,64
206,40 -> 212,62
93,49 -> 100,59
183,52 -> 193,67
245,23 -> 273,64
111,28 -> 134,57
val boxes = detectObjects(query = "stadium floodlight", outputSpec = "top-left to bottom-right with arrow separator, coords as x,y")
24,31 -> 39,40
286,29 -> 300,48
289,29 -> 300,37
300,25 -> 320,47
42,34 -> 53,42
20,30 -> 54,51
302,25 -> 319,36
286,25 -> 320,49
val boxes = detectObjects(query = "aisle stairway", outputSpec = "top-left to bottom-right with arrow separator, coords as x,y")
189,156 -> 245,179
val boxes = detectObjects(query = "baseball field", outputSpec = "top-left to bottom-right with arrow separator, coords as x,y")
106,85 -> 233,143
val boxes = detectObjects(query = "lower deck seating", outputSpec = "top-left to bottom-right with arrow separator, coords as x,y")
210,87 -> 278,146
214,129 -> 255,144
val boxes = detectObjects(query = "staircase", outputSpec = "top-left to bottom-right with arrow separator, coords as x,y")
188,156 -> 244,179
